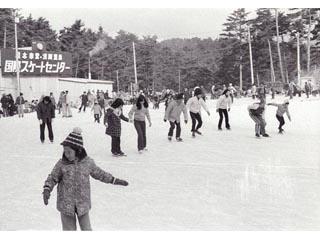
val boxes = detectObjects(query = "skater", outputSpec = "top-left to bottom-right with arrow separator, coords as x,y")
164,93 -> 188,141
128,94 -> 152,153
267,99 -> 291,134
49,92 -> 56,111
42,127 -> 128,231
186,88 -> 210,137
216,89 -> 232,130
65,91 -> 72,117
251,84 -> 257,99
247,96 -> 269,138
91,101 -> 102,123
104,98 -> 129,156
15,92 -> 25,118
228,83 -> 236,103
1,94 -> 8,117
37,96 -> 55,143
304,82 -> 310,98
79,91 -> 88,112
57,91 -> 64,114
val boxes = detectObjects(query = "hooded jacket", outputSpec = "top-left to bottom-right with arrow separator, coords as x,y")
37,96 -> 55,121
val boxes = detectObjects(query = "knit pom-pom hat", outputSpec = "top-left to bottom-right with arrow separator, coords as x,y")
61,127 -> 84,150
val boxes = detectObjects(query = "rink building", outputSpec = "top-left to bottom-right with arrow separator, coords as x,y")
0,46 -> 113,102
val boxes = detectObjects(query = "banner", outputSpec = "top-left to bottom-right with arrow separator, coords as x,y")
0,48 -> 72,76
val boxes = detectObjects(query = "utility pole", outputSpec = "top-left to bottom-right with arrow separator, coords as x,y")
4,22 -> 7,48
132,42 -> 138,87
178,69 -> 181,92
116,70 -> 119,93
275,9 -> 285,83
248,26 -> 254,85
14,11 -> 20,95
297,32 -> 301,87
307,9 -> 311,74
267,39 -> 275,83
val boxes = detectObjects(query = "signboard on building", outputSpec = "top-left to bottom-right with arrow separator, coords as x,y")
0,48 -> 72,77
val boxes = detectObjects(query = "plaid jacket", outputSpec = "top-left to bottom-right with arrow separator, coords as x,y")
43,156 -> 114,216
104,108 -> 129,137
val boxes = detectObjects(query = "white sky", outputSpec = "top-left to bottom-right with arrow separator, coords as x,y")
19,8 -> 246,40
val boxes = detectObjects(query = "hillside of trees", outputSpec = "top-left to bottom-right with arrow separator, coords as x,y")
1,8 -> 320,92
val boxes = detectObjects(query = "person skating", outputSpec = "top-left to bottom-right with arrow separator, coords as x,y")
247,96 -> 269,138
267,99 -> 291,134
42,127 -> 128,231
186,88 -> 210,137
216,89 -> 232,130
128,94 -> 152,153
164,93 -> 188,142
79,91 -> 88,112
15,92 -> 25,118
91,101 -> 102,123
65,91 -> 72,117
104,98 -> 129,156
37,96 -> 55,143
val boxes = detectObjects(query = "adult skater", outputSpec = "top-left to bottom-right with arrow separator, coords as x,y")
216,89 -> 232,130
228,83 -> 236,103
42,127 -> 128,231
15,92 -> 25,118
186,88 -> 210,137
78,91 -> 88,112
37,96 -> 55,143
267,99 -> 291,134
247,96 -> 269,138
104,98 -> 129,156
128,94 -> 152,153
65,91 -> 72,117
164,93 -> 188,141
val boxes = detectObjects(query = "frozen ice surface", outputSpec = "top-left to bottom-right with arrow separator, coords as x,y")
0,95 -> 319,230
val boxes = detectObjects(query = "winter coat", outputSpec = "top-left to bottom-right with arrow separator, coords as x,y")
81,94 -> 88,104
164,100 -> 188,123
92,104 -> 102,115
104,108 -> 129,137
248,103 -> 264,116
1,96 -> 8,108
128,105 -> 151,122
15,96 -> 25,105
216,95 -> 231,109
50,96 -> 56,107
43,156 -> 114,216
268,103 -> 290,118
37,99 -> 55,121
186,96 -> 209,114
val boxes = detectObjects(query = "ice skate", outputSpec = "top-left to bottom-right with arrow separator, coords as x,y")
168,136 -> 172,141
255,133 -> 260,138
192,132 -> 196,138
176,137 -> 183,142
195,130 -> 202,135
262,133 -> 270,137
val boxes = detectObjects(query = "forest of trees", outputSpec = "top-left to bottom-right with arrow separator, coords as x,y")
1,8 -> 320,92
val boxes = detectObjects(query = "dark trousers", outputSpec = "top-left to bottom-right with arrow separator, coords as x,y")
79,103 -> 87,112
218,109 -> 230,129
249,113 -> 266,135
94,114 -> 100,123
230,94 -> 234,103
134,120 -> 146,150
40,118 -> 53,142
60,212 -> 92,231
111,136 -> 121,154
168,121 -> 181,138
276,115 -> 285,130
190,112 -> 202,132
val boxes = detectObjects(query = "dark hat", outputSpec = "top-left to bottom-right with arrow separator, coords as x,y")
175,93 -> 184,100
61,127 -> 84,150
194,88 -> 202,96
111,98 -> 124,108
43,96 -> 51,102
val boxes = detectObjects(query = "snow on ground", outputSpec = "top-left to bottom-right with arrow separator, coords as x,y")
0,95 -> 319,230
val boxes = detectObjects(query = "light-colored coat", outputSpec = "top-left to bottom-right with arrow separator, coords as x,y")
128,105 -> 151,122
164,100 -> 188,123
186,96 -> 209,113
216,95 -> 231,109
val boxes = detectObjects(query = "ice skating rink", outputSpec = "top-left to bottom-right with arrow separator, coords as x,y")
0,96 -> 319,230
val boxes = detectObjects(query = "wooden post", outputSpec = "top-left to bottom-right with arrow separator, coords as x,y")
275,9 -> 285,83
178,69 -> 181,92
307,9 -> 311,74
267,39 -> 275,83
248,26 -> 254,85
14,13 -> 20,95
3,22 -> 7,48
297,32 -> 301,87
116,70 -> 119,93
132,42 -> 138,85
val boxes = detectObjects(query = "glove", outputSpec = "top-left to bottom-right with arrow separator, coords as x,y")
39,119 -> 43,125
184,120 -> 188,124
228,108 -> 230,112
113,178 -> 129,186
43,189 -> 50,205
163,119 -> 167,122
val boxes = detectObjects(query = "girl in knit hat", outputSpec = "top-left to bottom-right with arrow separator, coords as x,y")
104,98 -> 129,156
267,99 -> 291,134
42,127 -> 129,231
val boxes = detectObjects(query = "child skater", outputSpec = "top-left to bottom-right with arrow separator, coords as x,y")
91,101 -> 102,123
164,93 -> 188,141
104,98 -> 129,156
186,88 -> 210,137
216,89 -> 232,130
267,99 -> 291,134
247,95 -> 270,138
42,127 -> 128,231
128,94 -> 152,153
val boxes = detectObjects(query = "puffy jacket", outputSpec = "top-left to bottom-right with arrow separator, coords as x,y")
43,156 -> 114,216
164,100 -> 188,123
104,108 -> 129,137
37,98 -> 55,121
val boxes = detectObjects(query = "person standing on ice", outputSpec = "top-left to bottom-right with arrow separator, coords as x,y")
104,98 -> 129,156
65,91 -> 72,117
128,94 -> 152,153
78,91 -> 88,112
91,101 -> 102,123
42,127 -> 128,231
15,92 -> 25,118
37,96 -> 55,143
267,99 -> 291,134
216,89 -> 232,130
186,88 -> 210,137
247,96 -> 269,138
164,93 -> 188,142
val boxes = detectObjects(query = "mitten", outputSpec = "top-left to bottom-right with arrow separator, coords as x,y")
43,189 -> 50,205
113,178 -> 129,186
